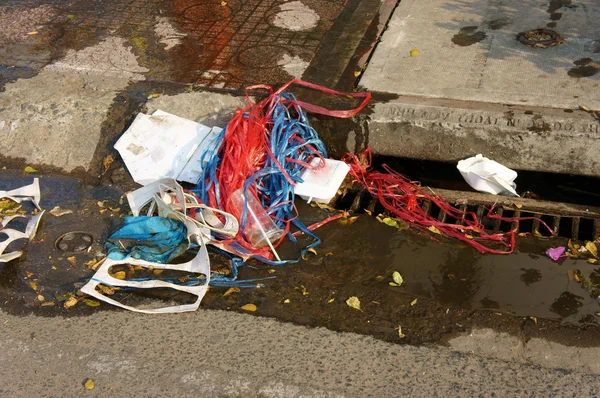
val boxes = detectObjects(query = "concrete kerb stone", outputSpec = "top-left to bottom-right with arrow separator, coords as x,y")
358,95 -> 600,177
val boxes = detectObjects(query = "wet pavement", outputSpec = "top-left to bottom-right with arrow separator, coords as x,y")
0,0 -> 390,91
2,169 -> 600,348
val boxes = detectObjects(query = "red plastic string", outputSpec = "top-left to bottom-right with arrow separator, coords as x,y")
343,149 -> 553,254
201,80 -> 371,259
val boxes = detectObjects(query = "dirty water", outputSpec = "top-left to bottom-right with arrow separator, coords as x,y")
2,171 -> 600,347
451,26 -> 487,47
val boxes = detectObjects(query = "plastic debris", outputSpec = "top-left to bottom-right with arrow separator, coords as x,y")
344,149 -> 552,254
294,158 -> 350,203
115,110 -> 221,185
0,178 -> 41,210
457,154 -> 519,197
79,234 -> 210,314
0,179 -> 44,262
546,246 -> 566,261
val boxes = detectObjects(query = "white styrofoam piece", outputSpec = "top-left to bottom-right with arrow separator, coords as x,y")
114,110 -> 215,185
457,154 -> 519,197
0,178 -> 41,210
177,126 -> 222,185
294,158 -> 350,203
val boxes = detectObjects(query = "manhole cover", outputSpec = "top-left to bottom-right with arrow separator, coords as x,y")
517,29 -> 564,48
55,232 -> 93,252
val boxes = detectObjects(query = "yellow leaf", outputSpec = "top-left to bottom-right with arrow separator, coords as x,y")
586,241 -> 598,258
114,271 -> 126,280
375,275 -> 385,281
41,301 -> 55,307
307,248 -> 317,256
410,298 -> 418,306
325,252 -> 333,257
534,229 -> 543,237
223,287 -> 240,297
83,298 -> 100,307
353,70 -> 361,77
102,154 -> 114,173
529,316 -> 538,325
579,105 -> 590,112
221,0 -> 227,5
27,31 -> 39,35
364,209 -> 372,216
283,299 -> 291,304
392,271 -> 403,286
588,258 -> 598,264
327,298 -> 335,303
397,326 -> 406,339
37,294 -> 45,302
67,256 -> 76,267
410,49 -> 419,57
24,166 -> 37,173
147,93 -> 161,99
97,284 -> 115,295
84,378 -> 95,390
339,216 -> 358,226
268,269 -> 276,273
428,226 -> 441,235
64,296 -> 78,308
514,203 -> 523,209
241,303 -> 257,312
84,259 -> 98,268
29,281 -> 37,290
346,296 -> 362,311
389,282 -> 399,286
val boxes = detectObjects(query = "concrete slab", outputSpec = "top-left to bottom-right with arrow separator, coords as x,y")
0,37 -> 146,172
361,0 -> 600,109
361,96 -> 600,176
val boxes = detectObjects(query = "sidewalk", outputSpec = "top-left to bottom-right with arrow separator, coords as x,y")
359,0 -> 600,176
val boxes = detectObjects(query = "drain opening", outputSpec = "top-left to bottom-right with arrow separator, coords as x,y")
331,187 -> 600,241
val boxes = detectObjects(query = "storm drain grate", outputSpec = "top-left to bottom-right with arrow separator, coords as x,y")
332,186 -> 600,241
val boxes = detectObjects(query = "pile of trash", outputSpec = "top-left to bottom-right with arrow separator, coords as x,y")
33,79 -> 548,313
80,80 -> 371,313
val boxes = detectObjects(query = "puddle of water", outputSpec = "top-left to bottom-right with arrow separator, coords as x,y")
451,26 -> 487,47
0,171 -> 124,314
306,206 -> 600,326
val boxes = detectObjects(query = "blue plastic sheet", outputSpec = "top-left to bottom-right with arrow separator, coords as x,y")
105,216 -> 188,263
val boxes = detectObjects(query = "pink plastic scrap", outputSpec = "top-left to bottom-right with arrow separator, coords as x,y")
546,246 -> 566,261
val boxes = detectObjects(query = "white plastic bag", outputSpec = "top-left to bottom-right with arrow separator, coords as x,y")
457,154 -> 519,197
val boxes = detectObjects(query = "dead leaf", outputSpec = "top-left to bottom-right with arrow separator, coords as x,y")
41,301 -> 55,307
29,281 -> 37,290
375,275 -> 385,281
83,298 -> 101,307
67,256 -> 76,267
97,284 -> 115,295
102,154 -> 114,173
147,93 -> 161,99
410,298 -> 418,306
284,299 -> 291,304
392,271 -> 403,286
268,269 -> 276,273
397,325 -> 406,339
514,202 -> 523,209
223,287 -> 240,297
325,252 -> 333,257
353,70 -> 361,77
109,207 -> 121,212
327,298 -> 335,303
381,217 -> 408,230
84,378 -> 95,390
364,209 -> 372,216
339,216 -> 359,226
534,229 -> 543,237
529,316 -> 538,325
27,31 -> 39,35
24,166 -> 37,173
580,105 -> 590,112
97,201 -> 105,208
64,296 -> 78,308
346,296 -> 362,311
84,258 -> 98,269
221,0 -> 227,5
114,271 -> 126,280
588,258 -> 598,264
49,206 -> 73,217
586,241 -> 598,258
37,294 -> 45,302
428,226 -> 442,235
241,303 -> 257,312
447,273 -> 456,281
